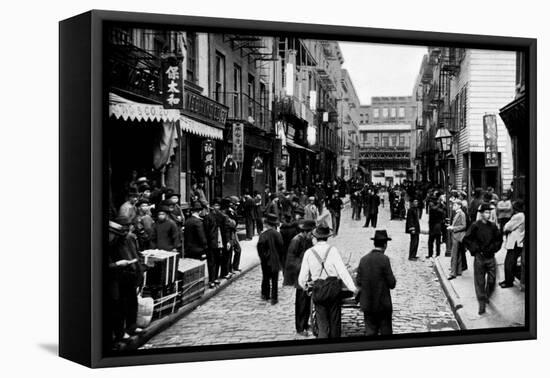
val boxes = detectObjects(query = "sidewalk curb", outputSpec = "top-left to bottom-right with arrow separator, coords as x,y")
119,259 -> 261,351
432,257 -> 467,330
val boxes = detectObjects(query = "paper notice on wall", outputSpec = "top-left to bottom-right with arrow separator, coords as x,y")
483,114 -> 499,167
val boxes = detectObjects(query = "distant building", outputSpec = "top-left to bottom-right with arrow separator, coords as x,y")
413,48 -> 516,195
339,69 -> 361,180
358,96 -> 417,185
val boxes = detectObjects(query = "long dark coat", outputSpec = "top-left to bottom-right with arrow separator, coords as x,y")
405,207 -> 420,234
283,233 -> 313,286
184,216 -> 207,258
279,221 -> 299,267
256,228 -> 284,274
203,210 -> 227,249
428,203 -> 446,235
243,197 -> 256,219
356,249 -> 396,314
366,194 -> 380,215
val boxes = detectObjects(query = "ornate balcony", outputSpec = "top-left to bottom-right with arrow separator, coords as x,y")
107,28 -> 164,103
219,91 -> 273,133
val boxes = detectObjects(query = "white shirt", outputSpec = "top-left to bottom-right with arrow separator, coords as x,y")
298,241 -> 356,292
504,212 -> 525,249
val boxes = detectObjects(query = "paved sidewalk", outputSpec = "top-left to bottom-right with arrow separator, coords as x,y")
419,212 -> 525,329
118,236 -> 261,351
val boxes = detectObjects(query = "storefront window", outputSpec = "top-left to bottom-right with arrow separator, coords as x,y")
233,64 -> 242,118
215,52 -> 225,104
247,74 -> 255,119
186,32 -> 197,82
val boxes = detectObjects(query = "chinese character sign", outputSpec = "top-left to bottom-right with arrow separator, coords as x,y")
232,123 -> 244,163
202,140 -> 215,177
161,58 -> 183,109
483,114 -> 499,167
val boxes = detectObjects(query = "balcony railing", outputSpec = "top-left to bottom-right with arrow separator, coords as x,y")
440,49 -> 461,74
274,96 -> 315,126
217,91 -> 273,132
438,111 -> 458,132
358,143 -> 410,151
107,28 -> 163,102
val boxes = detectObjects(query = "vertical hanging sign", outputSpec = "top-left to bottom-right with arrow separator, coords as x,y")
161,57 -> 184,109
483,114 -> 499,167
273,138 -> 282,167
202,139 -> 215,177
232,123 -> 244,162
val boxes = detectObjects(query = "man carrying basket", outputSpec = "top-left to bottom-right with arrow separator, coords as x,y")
298,225 -> 357,338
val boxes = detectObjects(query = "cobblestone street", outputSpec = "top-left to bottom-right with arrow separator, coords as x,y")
142,203 -> 458,349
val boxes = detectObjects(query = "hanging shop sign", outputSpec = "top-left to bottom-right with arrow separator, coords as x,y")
253,154 -> 264,173
223,154 -> 238,173
281,145 -> 289,169
483,114 -> 499,167
182,86 -> 228,128
307,125 -> 317,146
202,139 -> 215,177
287,125 -> 296,142
161,57 -> 184,109
276,167 -> 287,192
232,123 -> 244,162
273,138 -> 282,167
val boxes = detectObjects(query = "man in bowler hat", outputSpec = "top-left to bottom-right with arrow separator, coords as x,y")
256,213 -> 284,305
356,230 -> 396,335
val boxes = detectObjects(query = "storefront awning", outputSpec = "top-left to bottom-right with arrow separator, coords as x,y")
179,116 -> 223,140
109,93 -> 180,123
286,140 -> 316,154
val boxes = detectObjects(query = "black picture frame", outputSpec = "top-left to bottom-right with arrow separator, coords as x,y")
59,9 -> 537,368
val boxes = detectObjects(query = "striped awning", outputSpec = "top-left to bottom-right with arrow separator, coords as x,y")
179,116 -> 223,140
109,93 -> 180,123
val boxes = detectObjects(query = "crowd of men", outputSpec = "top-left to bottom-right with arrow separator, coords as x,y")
107,173 -> 526,344
403,183 -> 525,315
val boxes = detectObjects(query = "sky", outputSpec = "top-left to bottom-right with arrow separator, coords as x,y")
339,42 -> 428,105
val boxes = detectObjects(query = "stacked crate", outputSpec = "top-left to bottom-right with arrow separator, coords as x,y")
140,251 -> 207,321
177,258 -> 206,307
140,250 -> 181,320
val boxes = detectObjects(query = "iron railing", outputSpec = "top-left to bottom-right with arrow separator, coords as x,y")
107,28 -> 164,102
216,91 -> 273,132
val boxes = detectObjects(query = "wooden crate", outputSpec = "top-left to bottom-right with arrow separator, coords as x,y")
179,279 -> 206,307
152,290 -> 180,320
178,258 -> 206,285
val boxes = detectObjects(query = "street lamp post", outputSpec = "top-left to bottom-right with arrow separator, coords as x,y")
434,127 -> 453,257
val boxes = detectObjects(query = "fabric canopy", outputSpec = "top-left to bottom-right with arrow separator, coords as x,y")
153,122 -> 179,170
286,139 -> 316,154
109,93 -> 180,123
180,116 -> 223,140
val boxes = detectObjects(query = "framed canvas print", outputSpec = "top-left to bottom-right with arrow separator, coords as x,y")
59,10 -> 537,368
